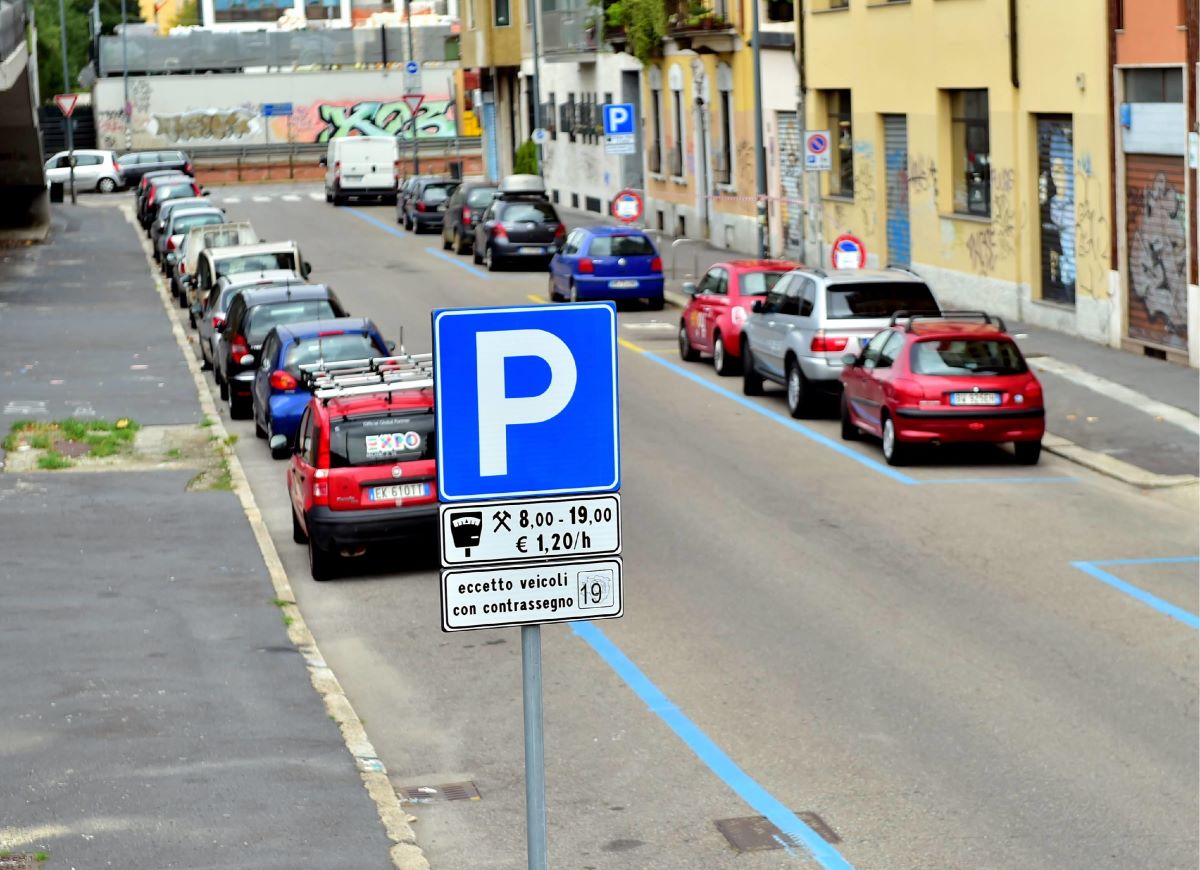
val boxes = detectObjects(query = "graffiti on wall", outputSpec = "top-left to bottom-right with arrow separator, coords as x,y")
298,98 -> 458,142
152,108 -> 259,142
965,168 -> 1019,276
1127,168 -> 1188,349
1073,157 -> 1110,304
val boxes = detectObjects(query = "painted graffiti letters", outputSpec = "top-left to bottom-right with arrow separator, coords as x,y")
1127,167 -> 1188,350
153,108 -> 257,142
966,226 -> 998,275
314,98 -> 457,142
907,154 -> 938,198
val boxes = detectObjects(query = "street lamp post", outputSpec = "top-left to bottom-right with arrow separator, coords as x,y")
57,0 -> 76,203
750,0 -> 766,257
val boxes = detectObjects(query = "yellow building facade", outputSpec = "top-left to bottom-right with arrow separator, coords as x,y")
805,0 -> 1116,344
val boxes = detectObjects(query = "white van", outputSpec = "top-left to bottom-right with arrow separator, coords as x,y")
321,137 -> 400,205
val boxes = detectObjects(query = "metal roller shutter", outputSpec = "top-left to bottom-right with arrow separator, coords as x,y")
1125,153 -> 1189,351
883,114 -> 909,268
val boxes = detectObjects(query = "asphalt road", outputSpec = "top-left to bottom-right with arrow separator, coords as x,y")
177,183 -> 1197,869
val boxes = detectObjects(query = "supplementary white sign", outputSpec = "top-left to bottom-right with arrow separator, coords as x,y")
605,133 -> 636,155
441,557 -> 623,631
440,494 -> 621,566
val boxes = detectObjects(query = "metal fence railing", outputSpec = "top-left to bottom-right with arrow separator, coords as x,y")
187,136 -> 480,160
0,0 -> 27,61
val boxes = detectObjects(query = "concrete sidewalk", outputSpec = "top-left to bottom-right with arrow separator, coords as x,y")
0,206 -> 399,868
557,203 -> 1199,484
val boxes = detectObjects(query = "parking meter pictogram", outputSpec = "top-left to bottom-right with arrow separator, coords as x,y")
449,511 -> 483,555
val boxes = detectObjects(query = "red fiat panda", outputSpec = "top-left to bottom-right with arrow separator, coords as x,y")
285,385 -> 437,580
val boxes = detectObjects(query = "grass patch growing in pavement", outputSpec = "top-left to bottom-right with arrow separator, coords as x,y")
37,451 -> 73,470
3,418 -> 140,466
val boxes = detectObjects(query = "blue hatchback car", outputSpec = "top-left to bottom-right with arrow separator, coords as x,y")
251,318 -> 393,457
549,226 -> 664,309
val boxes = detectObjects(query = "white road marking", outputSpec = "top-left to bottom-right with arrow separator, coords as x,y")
623,322 -> 675,331
3,400 -> 47,415
281,194 -> 301,202
252,195 -> 272,203
221,196 -> 241,204
1033,356 -> 1200,435
308,192 -> 325,201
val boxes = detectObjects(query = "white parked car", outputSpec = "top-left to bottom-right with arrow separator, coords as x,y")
44,149 -> 124,193
321,136 -> 399,205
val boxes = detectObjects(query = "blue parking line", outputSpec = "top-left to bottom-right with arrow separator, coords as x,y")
423,246 -> 492,280
640,352 -> 918,484
571,621 -> 856,870
344,206 -> 407,238
1071,561 -> 1200,629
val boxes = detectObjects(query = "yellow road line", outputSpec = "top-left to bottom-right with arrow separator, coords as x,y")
526,294 -> 548,304
618,337 -> 646,354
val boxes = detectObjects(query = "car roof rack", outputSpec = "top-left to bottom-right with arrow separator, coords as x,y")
885,264 -> 921,277
300,353 -> 434,404
889,310 -> 1008,333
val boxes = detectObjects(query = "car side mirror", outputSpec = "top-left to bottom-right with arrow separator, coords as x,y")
751,300 -> 764,314
301,261 -> 312,277
239,353 -> 255,366
269,434 -> 288,452
841,353 -> 859,367
318,156 -> 328,167
681,281 -> 697,296
386,340 -> 397,352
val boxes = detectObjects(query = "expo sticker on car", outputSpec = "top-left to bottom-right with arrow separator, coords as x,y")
365,431 -> 421,456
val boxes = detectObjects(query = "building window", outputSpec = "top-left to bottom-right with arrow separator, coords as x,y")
825,89 -> 852,197
649,85 -> 663,173
1125,68 -> 1184,103
765,0 -> 793,21
671,85 -> 684,177
950,88 -> 989,216
716,88 -> 732,185
494,0 -> 509,27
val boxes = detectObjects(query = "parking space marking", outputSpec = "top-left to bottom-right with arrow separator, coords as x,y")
344,207 -> 407,238
525,294 -> 547,304
572,621 -> 856,870
308,192 -> 325,201
221,196 -> 241,204
252,195 -> 272,203
422,246 -> 492,280
281,194 -> 302,202
1070,559 -> 1200,629
618,338 -> 646,354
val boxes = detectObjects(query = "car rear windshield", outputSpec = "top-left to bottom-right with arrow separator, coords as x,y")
826,282 -> 939,319
422,183 -> 456,203
501,202 -> 558,224
739,271 -> 789,295
588,235 -> 654,257
466,187 -> 499,207
158,183 -> 196,199
284,334 -> 380,376
329,411 -> 436,467
246,300 -> 335,343
174,213 -> 224,233
911,339 -> 1028,376
219,252 -> 297,277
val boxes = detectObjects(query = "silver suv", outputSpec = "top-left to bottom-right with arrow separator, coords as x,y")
740,267 -> 940,416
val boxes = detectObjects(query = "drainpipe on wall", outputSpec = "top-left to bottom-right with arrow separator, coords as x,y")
794,0 -> 808,262
1008,0 -> 1022,322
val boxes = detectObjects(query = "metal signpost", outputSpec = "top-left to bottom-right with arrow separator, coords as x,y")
53,93 -> 78,204
433,302 -> 622,870
602,103 -> 637,155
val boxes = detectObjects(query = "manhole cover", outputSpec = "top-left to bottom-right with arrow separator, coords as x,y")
715,810 -> 840,852
395,780 -> 481,803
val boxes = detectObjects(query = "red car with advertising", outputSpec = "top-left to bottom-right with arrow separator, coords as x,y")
679,260 -> 797,375
839,313 -> 1045,466
283,371 -> 437,580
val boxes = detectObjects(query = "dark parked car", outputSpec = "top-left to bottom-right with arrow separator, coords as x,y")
441,182 -> 499,254
116,150 -> 193,185
473,196 -> 565,272
139,175 -> 200,229
398,177 -> 459,233
218,285 -> 347,419
396,174 -> 438,218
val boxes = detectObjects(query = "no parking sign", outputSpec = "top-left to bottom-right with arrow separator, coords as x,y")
831,234 -> 866,270
805,130 -> 832,171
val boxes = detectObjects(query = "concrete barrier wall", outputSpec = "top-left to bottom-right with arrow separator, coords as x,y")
94,68 -> 477,150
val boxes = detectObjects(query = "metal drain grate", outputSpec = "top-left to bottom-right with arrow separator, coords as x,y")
395,780 -> 481,804
715,810 -> 841,852
0,856 -> 38,870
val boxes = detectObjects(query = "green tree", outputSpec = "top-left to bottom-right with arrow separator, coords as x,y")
621,0 -> 665,64
513,139 -> 538,175
32,0 -> 140,102
176,0 -> 199,26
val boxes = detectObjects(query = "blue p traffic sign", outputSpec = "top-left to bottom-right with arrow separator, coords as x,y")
261,102 -> 293,117
405,60 -> 420,75
432,303 -> 620,502
602,103 -> 636,137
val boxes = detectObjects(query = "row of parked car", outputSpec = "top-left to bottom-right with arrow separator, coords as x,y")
44,148 -> 193,192
676,261 -> 1047,466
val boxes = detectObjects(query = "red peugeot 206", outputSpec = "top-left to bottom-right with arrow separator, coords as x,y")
678,259 -> 797,375
839,312 -> 1045,466
281,356 -> 438,580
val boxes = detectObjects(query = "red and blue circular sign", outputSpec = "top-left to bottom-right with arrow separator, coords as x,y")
611,189 -> 643,224
831,233 -> 866,270
807,133 -> 829,155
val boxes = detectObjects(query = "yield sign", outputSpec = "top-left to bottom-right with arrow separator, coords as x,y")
54,93 -> 78,118
402,94 -> 424,116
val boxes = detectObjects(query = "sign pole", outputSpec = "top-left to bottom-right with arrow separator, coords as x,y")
57,0 -> 76,204
522,625 -> 548,870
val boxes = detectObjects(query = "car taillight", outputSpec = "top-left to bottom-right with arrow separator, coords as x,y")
578,257 -> 594,273
184,162 -> 193,174
334,160 -> 341,182
416,202 -> 427,212
493,224 -> 508,239
147,190 -> 156,205
892,378 -> 923,402
231,334 -> 249,358
211,314 -> 224,329
270,370 -> 298,390
167,236 -> 177,251
312,468 -> 329,505
180,262 -> 187,274
811,330 -> 849,353
462,206 -> 472,222
731,306 -> 747,326
393,160 -> 400,181
553,223 -> 566,240
650,256 -> 662,272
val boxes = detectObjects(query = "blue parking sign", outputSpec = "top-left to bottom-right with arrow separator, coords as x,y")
432,303 -> 620,502
602,103 -> 636,136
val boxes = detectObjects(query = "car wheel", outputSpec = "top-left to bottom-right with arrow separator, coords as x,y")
292,507 -> 308,544
785,359 -> 809,419
254,413 -> 267,439
679,321 -> 700,362
199,344 -> 211,370
713,333 -> 739,376
442,229 -> 452,250
645,296 -> 665,311
325,188 -> 332,203
97,177 -> 116,193
229,389 -> 250,420
218,376 -> 229,401
308,535 -> 335,581
332,193 -> 344,207
569,281 -> 579,303
1014,440 -> 1042,465
840,394 -> 860,440
548,274 -> 561,302
454,229 -> 468,255
473,243 -> 483,265
485,245 -> 500,272
881,415 -> 908,466
742,343 -> 763,396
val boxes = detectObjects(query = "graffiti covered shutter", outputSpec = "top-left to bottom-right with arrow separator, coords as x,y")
777,111 -> 803,261
883,114 -> 909,268
1036,116 -> 1075,305
1125,154 -> 1188,352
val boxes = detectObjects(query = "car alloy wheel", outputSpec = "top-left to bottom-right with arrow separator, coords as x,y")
840,395 -> 860,440
485,245 -> 500,272
569,282 -> 579,303
679,322 -> 699,362
882,416 -> 907,466
713,334 -> 737,376
98,177 -> 116,193
308,535 -> 334,581
786,361 -> 806,419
